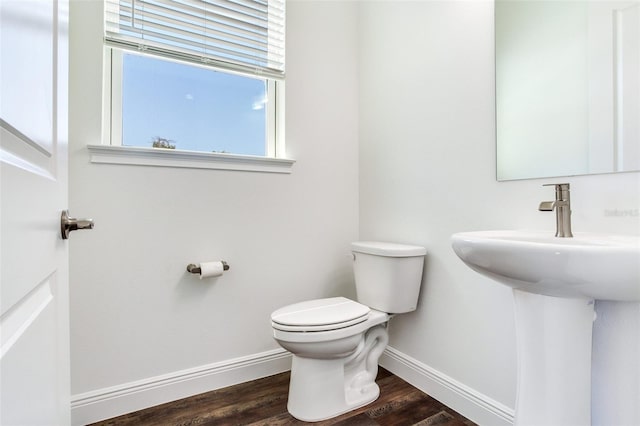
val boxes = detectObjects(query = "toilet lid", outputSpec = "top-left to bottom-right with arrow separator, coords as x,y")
271,297 -> 370,332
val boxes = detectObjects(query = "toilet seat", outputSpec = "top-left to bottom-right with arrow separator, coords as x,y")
271,297 -> 370,332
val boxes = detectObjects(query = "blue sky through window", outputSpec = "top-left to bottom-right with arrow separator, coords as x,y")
121,53 -> 267,156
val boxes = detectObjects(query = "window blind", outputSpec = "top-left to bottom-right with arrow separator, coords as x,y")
105,0 -> 285,79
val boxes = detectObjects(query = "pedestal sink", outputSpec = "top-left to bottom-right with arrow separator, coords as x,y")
451,230 -> 640,426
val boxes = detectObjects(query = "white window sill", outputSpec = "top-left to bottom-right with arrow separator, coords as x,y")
87,145 -> 295,174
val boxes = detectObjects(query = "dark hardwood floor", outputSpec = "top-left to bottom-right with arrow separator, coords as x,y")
90,368 -> 477,426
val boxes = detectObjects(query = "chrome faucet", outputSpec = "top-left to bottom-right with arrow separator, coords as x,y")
539,183 -> 573,238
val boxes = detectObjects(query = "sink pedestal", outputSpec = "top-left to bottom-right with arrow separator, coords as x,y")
592,301 -> 640,425
513,290 -> 595,426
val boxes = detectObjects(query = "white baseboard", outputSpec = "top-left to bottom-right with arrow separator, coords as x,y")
71,346 -> 513,426
70,348 -> 292,426
380,346 -> 515,426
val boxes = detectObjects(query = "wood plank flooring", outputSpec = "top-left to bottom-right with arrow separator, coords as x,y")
90,368 -> 477,426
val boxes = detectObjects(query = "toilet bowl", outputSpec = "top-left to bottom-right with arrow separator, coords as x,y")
272,297 -> 390,421
271,241 -> 426,422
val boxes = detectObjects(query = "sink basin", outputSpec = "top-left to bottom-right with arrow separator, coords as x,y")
451,230 -> 640,301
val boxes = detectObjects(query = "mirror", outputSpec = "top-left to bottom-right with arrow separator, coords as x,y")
495,0 -> 639,181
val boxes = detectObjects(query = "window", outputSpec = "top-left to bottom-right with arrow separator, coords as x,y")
93,0 -> 292,172
109,50 -> 275,156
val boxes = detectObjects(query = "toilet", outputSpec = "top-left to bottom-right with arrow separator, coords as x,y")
271,241 -> 426,422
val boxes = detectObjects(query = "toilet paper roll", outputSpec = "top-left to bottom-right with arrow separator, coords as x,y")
199,261 -> 224,279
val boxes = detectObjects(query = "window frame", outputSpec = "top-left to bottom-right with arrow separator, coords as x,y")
91,48 -> 292,174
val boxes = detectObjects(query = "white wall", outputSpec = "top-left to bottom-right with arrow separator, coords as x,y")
68,0 -> 359,421
358,1 -> 640,425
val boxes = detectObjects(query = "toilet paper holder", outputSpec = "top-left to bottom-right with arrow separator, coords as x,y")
186,261 -> 230,274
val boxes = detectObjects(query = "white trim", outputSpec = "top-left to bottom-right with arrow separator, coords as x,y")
70,348 -> 292,425
266,79 -> 277,157
275,81 -> 286,158
106,48 -> 122,147
380,346 -> 515,426
87,144 -> 295,173
101,48 -> 113,148
68,344 -> 513,425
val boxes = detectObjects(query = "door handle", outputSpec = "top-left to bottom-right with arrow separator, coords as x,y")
61,210 -> 94,239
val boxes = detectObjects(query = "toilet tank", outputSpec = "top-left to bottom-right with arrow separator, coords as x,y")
352,241 -> 426,314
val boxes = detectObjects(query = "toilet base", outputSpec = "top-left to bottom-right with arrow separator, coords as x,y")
286,325 -> 388,422
287,356 -> 380,422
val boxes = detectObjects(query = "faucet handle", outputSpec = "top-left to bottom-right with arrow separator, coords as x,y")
543,183 -> 571,201
543,183 -> 570,190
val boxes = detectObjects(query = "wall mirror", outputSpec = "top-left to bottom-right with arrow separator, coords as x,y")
495,0 -> 639,181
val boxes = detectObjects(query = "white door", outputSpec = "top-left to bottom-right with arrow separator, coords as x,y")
1,0 -> 71,424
